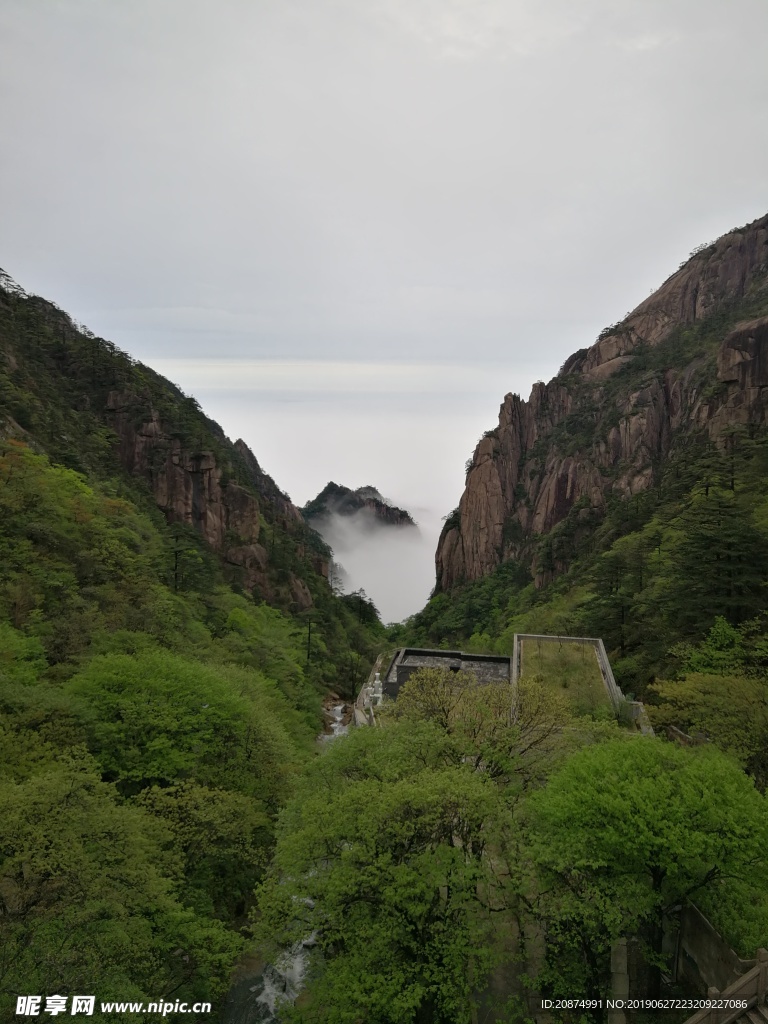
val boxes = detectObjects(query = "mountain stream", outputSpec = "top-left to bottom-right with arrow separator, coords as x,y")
221,702 -> 349,1022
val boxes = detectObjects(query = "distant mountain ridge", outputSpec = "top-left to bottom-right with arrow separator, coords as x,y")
303,482 -> 417,529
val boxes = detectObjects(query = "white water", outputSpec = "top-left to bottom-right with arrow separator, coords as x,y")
225,715 -> 349,1022
254,942 -> 309,1017
321,703 -> 349,742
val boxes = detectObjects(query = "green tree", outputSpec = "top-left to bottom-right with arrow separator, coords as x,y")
0,741 -> 240,1014
526,738 -> 768,1003
0,622 -> 46,686
135,782 -> 271,919
664,491 -> 768,633
647,672 -> 768,790
584,536 -> 647,658
65,649 -> 305,803
256,722 -> 500,1024
385,667 -> 573,787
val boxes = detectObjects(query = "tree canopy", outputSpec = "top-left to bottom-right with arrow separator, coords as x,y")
526,737 -> 768,995
256,722 -> 502,1024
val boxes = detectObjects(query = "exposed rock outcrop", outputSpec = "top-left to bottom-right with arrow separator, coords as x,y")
579,217 -> 768,378
437,213 -> 768,592
104,391 -> 313,599
303,482 -> 417,530
0,271 -> 330,612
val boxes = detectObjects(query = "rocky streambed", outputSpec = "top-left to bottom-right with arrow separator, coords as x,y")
221,696 -> 352,1021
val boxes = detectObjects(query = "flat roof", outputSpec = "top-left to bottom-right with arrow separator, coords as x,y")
384,647 -> 512,683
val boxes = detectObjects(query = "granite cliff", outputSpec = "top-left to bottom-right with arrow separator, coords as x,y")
102,392 -> 317,607
0,272 -> 326,610
436,213 -> 768,592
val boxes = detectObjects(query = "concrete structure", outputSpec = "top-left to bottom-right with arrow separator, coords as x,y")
682,945 -> 768,1024
676,905 -> 758,997
512,632 -> 654,732
354,648 -> 513,726
357,638 -> 652,731
382,647 -> 513,701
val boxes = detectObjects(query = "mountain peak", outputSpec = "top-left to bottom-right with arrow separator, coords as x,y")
303,482 -> 417,528
0,267 -> 28,297
436,210 -> 768,592
565,212 -> 768,381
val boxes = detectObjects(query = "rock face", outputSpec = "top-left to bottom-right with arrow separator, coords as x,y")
579,217 -> 768,379
0,272 -> 328,613
104,391 -> 313,603
303,482 -> 417,529
436,213 -> 768,592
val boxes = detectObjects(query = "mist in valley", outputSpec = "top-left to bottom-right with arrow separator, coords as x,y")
311,505 -> 443,625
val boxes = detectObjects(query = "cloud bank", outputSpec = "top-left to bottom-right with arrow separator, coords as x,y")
310,506 -> 440,625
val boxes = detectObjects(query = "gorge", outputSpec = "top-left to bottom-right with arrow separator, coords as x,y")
3,209 -> 768,1024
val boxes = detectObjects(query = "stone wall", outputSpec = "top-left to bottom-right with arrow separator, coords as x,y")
382,647 -> 512,701
675,904 -> 756,996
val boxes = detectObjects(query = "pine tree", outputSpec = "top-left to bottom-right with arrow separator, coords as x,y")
666,491 -> 768,634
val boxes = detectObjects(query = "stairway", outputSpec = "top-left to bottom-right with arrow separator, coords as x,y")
742,1000 -> 768,1024
682,950 -> 768,1024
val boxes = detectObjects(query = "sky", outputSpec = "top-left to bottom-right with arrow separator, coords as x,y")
2,0 -> 768,620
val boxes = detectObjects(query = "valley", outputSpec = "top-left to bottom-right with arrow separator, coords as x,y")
2,209 -> 768,1023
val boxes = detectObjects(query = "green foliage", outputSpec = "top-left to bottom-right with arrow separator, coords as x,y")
647,672 -> 768,790
696,877 -> 768,960
6,263 -> 768,1016
526,738 -> 768,996
0,621 -> 46,685
670,615 -> 745,674
207,600 -> 316,720
403,275 -> 768,700
65,650 -> 305,801
135,782 -> 271,919
257,671 -> 768,1021
0,297 -> 384,1011
0,734 -> 241,1012
661,490 -> 768,633
384,667 -> 574,787
442,506 -> 461,531
405,428 -> 768,701
256,722 -> 500,1024
406,561 -> 533,648
339,587 -> 381,627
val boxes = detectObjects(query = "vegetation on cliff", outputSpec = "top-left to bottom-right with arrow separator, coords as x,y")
401,413 -> 768,802
0,278 -> 384,1015
401,218 -> 768,751
340,217 -> 768,1020
303,481 -> 417,528
5,204 -> 768,1022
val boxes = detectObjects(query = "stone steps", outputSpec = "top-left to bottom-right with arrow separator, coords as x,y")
743,1000 -> 768,1024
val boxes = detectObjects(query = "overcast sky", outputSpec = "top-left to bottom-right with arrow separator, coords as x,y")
2,0 -> 767,618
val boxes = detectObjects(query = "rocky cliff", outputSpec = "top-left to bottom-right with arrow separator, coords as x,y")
436,213 -> 768,592
0,275 -> 325,609
103,391 -> 315,605
303,482 -> 417,529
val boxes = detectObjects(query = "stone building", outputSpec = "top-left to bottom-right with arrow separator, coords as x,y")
381,647 -> 512,701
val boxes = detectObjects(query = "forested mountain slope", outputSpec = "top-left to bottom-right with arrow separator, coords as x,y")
405,213 -> 768,701
0,270 -> 326,610
437,213 -> 768,590
0,271 -> 382,1018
